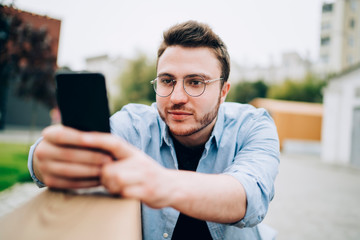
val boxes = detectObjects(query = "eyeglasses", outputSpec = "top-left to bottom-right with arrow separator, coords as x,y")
150,75 -> 223,97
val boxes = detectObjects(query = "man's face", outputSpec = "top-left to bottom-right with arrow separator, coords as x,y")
156,46 -> 230,144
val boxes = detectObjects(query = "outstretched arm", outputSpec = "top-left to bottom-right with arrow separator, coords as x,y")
47,127 -> 248,223
34,125 -> 246,223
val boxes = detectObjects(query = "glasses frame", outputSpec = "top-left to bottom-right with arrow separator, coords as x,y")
150,76 -> 223,97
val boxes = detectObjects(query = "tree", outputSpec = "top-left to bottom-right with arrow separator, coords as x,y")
0,5 -> 57,129
227,80 -> 268,103
113,53 -> 156,112
267,73 -> 327,103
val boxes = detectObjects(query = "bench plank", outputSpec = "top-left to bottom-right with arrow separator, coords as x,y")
0,189 -> 141,240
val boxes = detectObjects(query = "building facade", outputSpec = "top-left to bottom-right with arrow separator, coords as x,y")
231,51 -> 311,84
319,0 -> 360,74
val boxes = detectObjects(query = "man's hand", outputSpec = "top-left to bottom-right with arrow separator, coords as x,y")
73,132 -> 174,209
33,125 -> 113,189
34,124 -> 172,207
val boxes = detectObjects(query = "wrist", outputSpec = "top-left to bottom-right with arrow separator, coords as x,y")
165,170 -> 194,210
28,137 -> 46,187
33,155 -> 44,183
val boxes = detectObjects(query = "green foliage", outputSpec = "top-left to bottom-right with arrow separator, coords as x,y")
0,143 -> 32,191
267,73 -> 327,103
227,80 -> 268,103
113,53 -> 157,112
227,73 -> 327,104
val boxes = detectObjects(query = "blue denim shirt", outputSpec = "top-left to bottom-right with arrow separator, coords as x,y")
28,102 -> 279,240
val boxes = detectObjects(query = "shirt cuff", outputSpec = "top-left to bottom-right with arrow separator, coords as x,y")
27,137 -> 46,188
222,171 -> 268,228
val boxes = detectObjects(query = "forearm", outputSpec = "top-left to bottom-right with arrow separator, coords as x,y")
166,170 -> 247,223
85,132 -> 247,223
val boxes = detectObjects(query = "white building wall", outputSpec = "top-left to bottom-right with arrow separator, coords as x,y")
322,67 -> 360,165
321,87 -> 341,163
338,84 -> 354,163
230,52 -> 309,84
85,55 -> 127,112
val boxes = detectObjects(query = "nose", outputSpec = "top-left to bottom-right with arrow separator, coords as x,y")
170,80 -> 188,104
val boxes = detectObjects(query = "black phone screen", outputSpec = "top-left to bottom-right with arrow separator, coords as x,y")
56,72 -> 111,133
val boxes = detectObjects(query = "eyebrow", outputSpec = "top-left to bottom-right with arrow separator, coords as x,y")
157,73 -> 212,79
157,73 -> 174,78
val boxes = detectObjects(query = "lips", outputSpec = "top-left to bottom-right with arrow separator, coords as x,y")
168,110 -> 192,120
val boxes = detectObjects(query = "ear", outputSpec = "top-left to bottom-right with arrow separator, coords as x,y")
220,82 -> 231,104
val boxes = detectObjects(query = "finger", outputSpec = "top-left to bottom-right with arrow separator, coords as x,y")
43,125 -> 133,159
120,185 -> 144,199
101,164 -> 123,193
101,161 -> 144,186
42,125 -> 109,150
42,125 -> 81,145
41,160 -> 102,179
38,140 -> 112,166
43,175 -> 101,189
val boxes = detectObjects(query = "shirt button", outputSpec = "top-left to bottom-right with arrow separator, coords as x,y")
163,233 -> 169,238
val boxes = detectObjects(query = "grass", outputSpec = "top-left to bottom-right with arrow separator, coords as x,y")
0,142 -> 33,191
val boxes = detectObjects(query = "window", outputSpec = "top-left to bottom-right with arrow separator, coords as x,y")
322,3 -> 333,13
321,22 -> 332,30
350,19 -> 355,28
348,36 -> 354,47
321,54 -> 329,63
321,36 -> 331,46
350,0 -> 357,11
356,87 -> 360,98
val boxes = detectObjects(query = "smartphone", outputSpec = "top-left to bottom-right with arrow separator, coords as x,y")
56,72 -> 111,133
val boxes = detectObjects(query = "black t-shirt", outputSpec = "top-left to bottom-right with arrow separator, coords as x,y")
171,138 -> 213,240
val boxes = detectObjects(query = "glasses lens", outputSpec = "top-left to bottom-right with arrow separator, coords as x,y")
154,77 -> 174,97
184,75 -> 206,97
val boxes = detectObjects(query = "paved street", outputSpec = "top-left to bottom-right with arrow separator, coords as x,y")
0,126 -> 42,144
264,153 -> 360,240
1,128 -> 360,239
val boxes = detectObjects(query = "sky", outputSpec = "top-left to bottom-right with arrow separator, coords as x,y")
3,0 -> 324,70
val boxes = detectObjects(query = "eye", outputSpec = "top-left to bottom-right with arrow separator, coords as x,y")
185,77 -> 204,87
159,77 -> 174,86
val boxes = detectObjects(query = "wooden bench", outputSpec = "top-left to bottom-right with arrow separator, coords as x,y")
0,189 -> 141,240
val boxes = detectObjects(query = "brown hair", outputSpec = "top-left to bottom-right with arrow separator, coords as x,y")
157,20 -> 230,82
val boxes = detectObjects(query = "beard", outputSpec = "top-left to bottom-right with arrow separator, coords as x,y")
158,96 -> 221,137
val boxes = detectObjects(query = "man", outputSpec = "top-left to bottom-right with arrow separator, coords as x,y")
28,20 -> 279,239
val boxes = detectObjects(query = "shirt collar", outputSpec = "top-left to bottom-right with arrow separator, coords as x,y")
211,103 -> 225,148
151,102 -> 172,147
161,124 -> 173,147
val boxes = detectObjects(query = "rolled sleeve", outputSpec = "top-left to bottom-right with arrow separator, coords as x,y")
224,161 -> 273,228
223,110 -> 280,228
27,137 -> 46,188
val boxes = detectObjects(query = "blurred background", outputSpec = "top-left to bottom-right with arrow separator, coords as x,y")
0,0 -> 359,239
